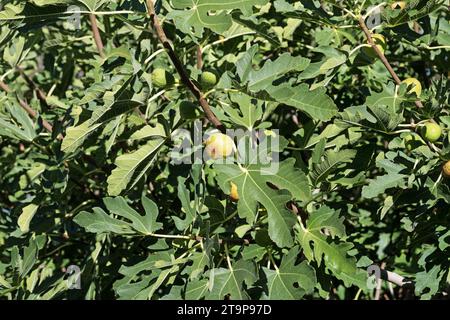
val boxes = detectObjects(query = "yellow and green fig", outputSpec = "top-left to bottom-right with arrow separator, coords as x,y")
402,77 -> 422,97
151,68 -> 175,88
205,132 -> 235,160
421,122 -> 442,142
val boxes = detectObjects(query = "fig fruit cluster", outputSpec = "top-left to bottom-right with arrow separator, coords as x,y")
403,121 -> 442,150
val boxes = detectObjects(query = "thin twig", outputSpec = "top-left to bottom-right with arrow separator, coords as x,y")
201,32 -> 255,53
375,262 -> 386,300
18,68 -> 48,107
146,0 -> 225,132
89,13 -> 105,58
358,16 -> 401,83
358,16 -> 423,109
146,232 -> 250,245
196,45 -> 203,70
0,80 -> 10,94
0,80 -> 58,136
362,2 -> 386,20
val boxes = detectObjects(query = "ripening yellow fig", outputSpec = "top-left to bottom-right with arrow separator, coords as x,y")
362,34 -> 387,58
204,132 -> 235,159
391,1 -> 406,10
402,77 -> 422,97
230,182 -> 239,201
443,161 -> 450,178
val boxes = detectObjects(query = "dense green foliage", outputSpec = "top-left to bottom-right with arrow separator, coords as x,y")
0,0 -> 449,300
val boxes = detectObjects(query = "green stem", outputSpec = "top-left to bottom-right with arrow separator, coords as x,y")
210,210 -> 239,229
224,243 -> 233,270
267,249 -> 279,271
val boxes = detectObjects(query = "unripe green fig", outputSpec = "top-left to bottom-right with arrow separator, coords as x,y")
402,77 -> 422,97
421,122 -> 442,142
200,71 -> 217,88
179,101 -> 200,120
362,34 -> 387,58
151,68 -> 175,88
205,132 -> 235,159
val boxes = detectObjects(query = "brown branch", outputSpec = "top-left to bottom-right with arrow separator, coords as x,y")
358,16 -> 424,109
89,13 -> 105,58
375,261 -> 386,300
18,68 -> 49,107
0,80 -> 9,93
146,0 -> 225,132
0,80 -> 60,137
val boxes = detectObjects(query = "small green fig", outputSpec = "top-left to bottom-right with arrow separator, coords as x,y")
152,68 -> 175,88
200,71 -> 218,88
421,122 -> 442,142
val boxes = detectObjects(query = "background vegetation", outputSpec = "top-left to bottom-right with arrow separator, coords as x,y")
0,0 -> 449,300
